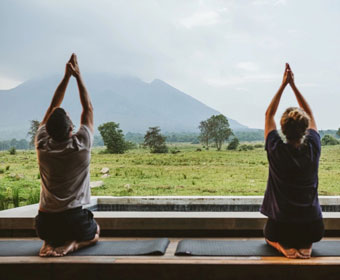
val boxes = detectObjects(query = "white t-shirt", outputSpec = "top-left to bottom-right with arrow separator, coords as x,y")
35,125 -> 93,212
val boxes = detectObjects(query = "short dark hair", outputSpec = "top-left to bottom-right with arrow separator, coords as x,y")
280,107 -> 310,141
46,108 -> 73,142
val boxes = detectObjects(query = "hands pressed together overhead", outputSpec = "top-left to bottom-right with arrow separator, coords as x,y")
282,63 -> 295,86
65,53 -> 81,79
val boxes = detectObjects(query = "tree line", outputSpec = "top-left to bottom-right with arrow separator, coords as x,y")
99,114 -> 236,154
1,119 -> 339,152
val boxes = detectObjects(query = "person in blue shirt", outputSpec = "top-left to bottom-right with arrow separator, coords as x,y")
261,63 -> 324,259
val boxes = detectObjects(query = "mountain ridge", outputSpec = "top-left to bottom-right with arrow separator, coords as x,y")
0,73 -> 249,139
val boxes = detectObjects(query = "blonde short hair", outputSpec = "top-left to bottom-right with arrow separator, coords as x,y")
280,107 -> 310,141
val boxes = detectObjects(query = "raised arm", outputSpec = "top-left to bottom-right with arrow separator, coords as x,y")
40,56 -> 72,127
264,64 -> 290,139
68,54 -> 94,133
287,64 -> 317,131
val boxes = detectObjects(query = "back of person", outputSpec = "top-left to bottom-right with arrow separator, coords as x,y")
261,129 -> 322,222
262,63 -> 324,259
35,54 -> 99,257
36,125 -> 93,212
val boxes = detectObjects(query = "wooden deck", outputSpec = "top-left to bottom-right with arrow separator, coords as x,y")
1,238 -> 340,280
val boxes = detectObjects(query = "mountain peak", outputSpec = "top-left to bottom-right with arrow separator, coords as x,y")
0,73 -> 248,138
150,78 -> 167,85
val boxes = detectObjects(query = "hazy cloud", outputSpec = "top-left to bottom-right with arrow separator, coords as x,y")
1,0 -> 340,129
236,62 -> 259,72
179,10 -> 222,29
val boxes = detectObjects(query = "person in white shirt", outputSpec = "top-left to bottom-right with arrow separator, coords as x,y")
35,54 -> 99,257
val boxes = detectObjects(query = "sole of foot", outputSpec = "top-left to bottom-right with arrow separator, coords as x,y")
265,238 -> 300,259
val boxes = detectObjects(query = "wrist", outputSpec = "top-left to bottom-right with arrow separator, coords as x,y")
76,72 -> 82,78
75,73 -> 82,81
290,81 -> 296,88
64,72 -> 71,79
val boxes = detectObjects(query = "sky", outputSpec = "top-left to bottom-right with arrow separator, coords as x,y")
1,0 -> 340,129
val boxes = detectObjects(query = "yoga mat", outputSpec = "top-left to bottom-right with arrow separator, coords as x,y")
175,240 -> 340,257
0,238 -> 170,256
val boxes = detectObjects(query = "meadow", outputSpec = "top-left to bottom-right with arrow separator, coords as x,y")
1,144 -> 340,209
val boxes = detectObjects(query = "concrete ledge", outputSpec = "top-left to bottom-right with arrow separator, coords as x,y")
96,195 -> 340,205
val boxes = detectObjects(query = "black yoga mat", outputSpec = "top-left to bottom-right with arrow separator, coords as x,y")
175,240 -> 340,257
0,238 -> 169,256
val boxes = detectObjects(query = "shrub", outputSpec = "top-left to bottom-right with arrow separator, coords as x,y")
227,137 -> 239,150
254,143 -> 264,149
125,141 -> 137,150
12,187 -> 20,208
28,188 -> 40,205
98,122 -> 128,154
9,147 -> 16,155
144,127 -> 168,153
238,144 -> 254,151
170,148 -> 180,154
0,193 -> 9,210
321,135 -> 339,146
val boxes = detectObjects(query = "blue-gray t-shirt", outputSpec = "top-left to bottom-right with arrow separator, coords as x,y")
260,129 -> 322,222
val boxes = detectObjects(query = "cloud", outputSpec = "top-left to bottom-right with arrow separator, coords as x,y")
299,83 -> 320,88
0,76 -> 22,90
252,0 -> 287,6
178,10 -> 221,29
205,73 -> 280,87
0,0 -> 340,129
236,62 -> 259,72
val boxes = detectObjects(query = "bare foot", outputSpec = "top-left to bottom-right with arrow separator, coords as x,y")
39,241 -> 54,257
51,225 -> 100,257
298,245 -> 312,259
75,225 -> 100,251
265,238 -> 300,259
52,241 -> 77,257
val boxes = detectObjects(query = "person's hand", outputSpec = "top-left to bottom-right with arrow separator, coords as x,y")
286,63 -> 295,85
282,63 -> 290,86
67,53 -> 81,79
64,55 -> 73,78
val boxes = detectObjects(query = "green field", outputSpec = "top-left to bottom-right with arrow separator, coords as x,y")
1,144 -> 340,209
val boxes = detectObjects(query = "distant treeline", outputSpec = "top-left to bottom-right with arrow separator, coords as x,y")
319,130 -> 339,138
125,130 -> 266,144
0,136 -> 105,151
1,129 -> 337,151
233,130 -> 264,142
0,139 -> 30,150
125,132 -> 201,144
99,129 -> 340,145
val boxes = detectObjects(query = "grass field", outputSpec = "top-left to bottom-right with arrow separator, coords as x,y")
1,144 -> 340,209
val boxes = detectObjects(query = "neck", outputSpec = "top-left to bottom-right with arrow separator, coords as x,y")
287,139 -> 302,148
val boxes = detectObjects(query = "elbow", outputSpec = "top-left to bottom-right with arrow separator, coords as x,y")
265,109 -> 272,118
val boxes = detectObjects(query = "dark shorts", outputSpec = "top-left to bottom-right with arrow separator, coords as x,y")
264,218 -> 324,248
35,207 -> 98,247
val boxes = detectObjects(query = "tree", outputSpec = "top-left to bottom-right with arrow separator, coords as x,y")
337,128 -> 340,138
98,122 -> 127,154
227,137 -> 239,150
210,115 -> 233,150
27,120 -> 40,148
198,120 -> 212,149
321,134 -> 339,146
144,127 -> 168,153
199,114 -> 233,150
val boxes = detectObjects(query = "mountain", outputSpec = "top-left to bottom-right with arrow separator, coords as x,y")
0,73 -> 248,139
